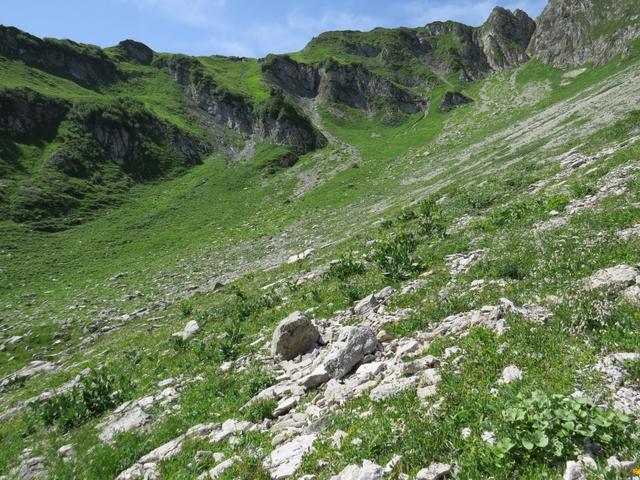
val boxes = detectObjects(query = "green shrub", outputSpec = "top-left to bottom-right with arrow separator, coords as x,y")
570,182 -> 597,198
244,398 -> 277,422
417,196 -> 446,237
369,231 -> 420,280
218,320 -> 245,360
546,194 -> 570,212
180,300 -> 194,317
495,391 -> 631,462
34,370 -> 131,431
326,253 -> 366,281
338,281 -> 367,302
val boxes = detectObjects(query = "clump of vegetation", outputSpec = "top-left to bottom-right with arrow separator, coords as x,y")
338,280 -> 367,302
369,231 -> 420,280
326,253 -> 366,280
34,370 -> 131,431
546,194 -> 570,212
180,300 -> 194,317
417,196 -> 446,237
244,398 -> 278,422
495,391 -> 632,462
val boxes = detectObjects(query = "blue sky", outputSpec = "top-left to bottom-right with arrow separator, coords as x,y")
2,0 -> 547,58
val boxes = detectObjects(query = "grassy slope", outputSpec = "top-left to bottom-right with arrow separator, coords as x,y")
1,41 -> 640,479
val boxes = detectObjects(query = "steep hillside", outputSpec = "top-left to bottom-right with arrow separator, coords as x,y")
1,1 -> 640,479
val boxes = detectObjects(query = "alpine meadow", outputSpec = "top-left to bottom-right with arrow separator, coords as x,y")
2,1 -> 640,479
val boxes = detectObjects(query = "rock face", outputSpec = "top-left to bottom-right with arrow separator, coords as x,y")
271,312 -> 321,360
479,7 -> 537,70
155,55 -> 326,160
11,456 -> 48,480
0,25 -> 119,88
528,0 -> 640,67
439,92 -> 474,112
48,97 -> 206,180
0,88 -> 70,140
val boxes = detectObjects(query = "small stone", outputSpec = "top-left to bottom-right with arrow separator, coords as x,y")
172,320 -> 200,341
332,430 -> 348,449
384,455 -> 402,474
416,462 -> 452,480
563,461 -> 587,480
461,428 -> 472,439
322,326 -> 379,379
354,294 -> 379,316
376,330 -> 394,342
481,431 -> 496,445
264,434 -> 316,480
330,460 -> 384,480
417,385 -> 438,400
208,456 -> 241,479
370,376 -> 418,402
299,364 -> 330,388
273,396 -> 299,417
57,445 -> 75,462
584,265 -> 637,291
499,365 -> 523,384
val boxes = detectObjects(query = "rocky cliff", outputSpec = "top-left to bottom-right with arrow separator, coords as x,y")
0,25 -> 120,88
528,0 -> 640,67
155,55 -> 326,156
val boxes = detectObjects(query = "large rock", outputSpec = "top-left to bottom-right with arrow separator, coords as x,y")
439,92 -> 474,112
98,406 -> 149,443
0,361 -> 57,389
370,376 -> 418,402
330,460 -> 384,480
416,462 -> 452,480
263,434 -> 316,479
172,320 -> 200,341
322,326 -> 379,379
271,312 -> 320,360
11,457 -> 47,480
584,265 -> 637,290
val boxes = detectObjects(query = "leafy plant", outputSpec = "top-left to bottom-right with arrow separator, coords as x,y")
338,281 -> 367,302
369,231 -> 420,280
180,300 -> 194,317
218,320 -> 245,360
546,194 -> 570,212
326,253 -> 366,281
417,196 -> 446,237
244,398 -> 278,422
34,370 -> 131,431
495,391 -> 631,462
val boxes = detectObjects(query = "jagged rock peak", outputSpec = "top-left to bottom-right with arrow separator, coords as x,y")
478,7 -> 537,70
116,40 -> 154,65
528,0 -> 640,68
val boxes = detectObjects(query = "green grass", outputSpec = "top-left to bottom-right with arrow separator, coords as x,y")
2,25 -> 640,480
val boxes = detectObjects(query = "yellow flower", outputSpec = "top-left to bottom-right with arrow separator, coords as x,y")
633,467 -> 640,475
